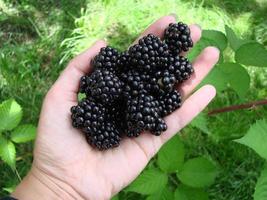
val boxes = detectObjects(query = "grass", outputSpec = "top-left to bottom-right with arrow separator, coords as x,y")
1,0 -> 267,198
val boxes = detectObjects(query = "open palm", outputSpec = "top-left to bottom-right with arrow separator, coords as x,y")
20,16 -> 219,200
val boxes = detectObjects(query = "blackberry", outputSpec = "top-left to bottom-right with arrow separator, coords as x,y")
167,56 -> 194,82
80,70 -> 123,105
71,98 -> 106,129
85,121 -> 121,150
126,94 -> 166,137
71,99 -> 121,150
128,34 -> 169,73
92,46 -> 120,72
164,22 -> 193,55
160,90 -> 182,116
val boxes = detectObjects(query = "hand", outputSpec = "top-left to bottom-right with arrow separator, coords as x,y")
12,16 -> 219,200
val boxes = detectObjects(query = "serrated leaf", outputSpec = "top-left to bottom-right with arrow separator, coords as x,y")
126,168 -> 168,195
177,157 -> 217,188
146,187 -> 174,200
234,119 -> 267,160
225,25 -> 247,51
0,136 -> 16,169
235,42 -> 267,67
11,124 -> 36,143
198,66 -> 228,92
157,135 -> 184,173
0,99 -> 22,131
191,113 -> 210,134
174,185 -> 209,200
254,165 -> 267,200
219,63 -> 250,97
202,30 -> 228,51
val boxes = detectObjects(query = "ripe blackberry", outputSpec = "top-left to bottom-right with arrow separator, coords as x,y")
164,22 -> 193,55
92,46 -> 120,72
71,98 -> 106,129
84,121 -> 121,150
80,70 -> 123,105
126,94 -> 166,137
167,56 -> 194,82
160,90 -> 182,117
128,34 -> 169,73
71,99 -> 121,150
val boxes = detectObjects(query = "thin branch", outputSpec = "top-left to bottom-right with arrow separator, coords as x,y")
208,99 -> 267,116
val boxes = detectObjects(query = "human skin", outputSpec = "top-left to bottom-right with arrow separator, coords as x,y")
12,15 -> 220,200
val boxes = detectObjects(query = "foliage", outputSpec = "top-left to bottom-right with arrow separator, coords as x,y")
1,0 -> 267,199
0,99 -> 36,170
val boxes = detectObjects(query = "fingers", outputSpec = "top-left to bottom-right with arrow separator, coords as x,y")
179,47 -> 220,98
52,40 -> 106,96
133,15 -> 176,44
161,85 -> 216,142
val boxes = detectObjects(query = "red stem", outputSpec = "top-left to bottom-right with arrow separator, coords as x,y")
208,99 -> 267,116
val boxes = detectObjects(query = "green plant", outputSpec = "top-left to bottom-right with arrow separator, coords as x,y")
0,99 -> 36,170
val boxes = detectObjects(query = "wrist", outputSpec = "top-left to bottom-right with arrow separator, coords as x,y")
12,166 -> 85,200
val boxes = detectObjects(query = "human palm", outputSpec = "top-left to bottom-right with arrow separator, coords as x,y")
15,16 -> 219,200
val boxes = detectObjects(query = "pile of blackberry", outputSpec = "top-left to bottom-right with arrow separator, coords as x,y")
71,22 -> 194,150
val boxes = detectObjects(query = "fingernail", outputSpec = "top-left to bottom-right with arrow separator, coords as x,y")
169,13 -> 177,21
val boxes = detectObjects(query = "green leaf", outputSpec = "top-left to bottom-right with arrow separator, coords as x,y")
126,168 -> 168,195
219,63 -> 250,97
191,113 -> 210,134
0,136 -> 16,169
157,135 -> 185,172
225,25 -> 247,51
235,42 -> 267,67
234,119 -> 267,160
202,30 -> 228,51
11,124 -> 37,143
177,157 -> 217,188
146,187 -> 174,200
0,99 -> 22,131
174,185 -> 209,200
254,165 -> 267,200
198,66 -> 228,93
111,195 -> 119,200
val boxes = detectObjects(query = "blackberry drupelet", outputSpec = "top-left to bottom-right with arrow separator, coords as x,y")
126,94 -> 166,137
164,22 -> 193,55
160,90 -> 182,117
128,34 -> 169,73
92,46 -> 120,72
80,70 -> 124,105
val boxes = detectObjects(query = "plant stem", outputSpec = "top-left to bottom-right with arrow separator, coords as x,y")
208,99 -> 267,116
168,175 -> 179,186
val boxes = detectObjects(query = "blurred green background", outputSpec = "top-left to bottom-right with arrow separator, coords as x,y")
0,0 -> 267,199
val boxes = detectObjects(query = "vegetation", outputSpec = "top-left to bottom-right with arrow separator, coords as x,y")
0,0 -> 267,199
